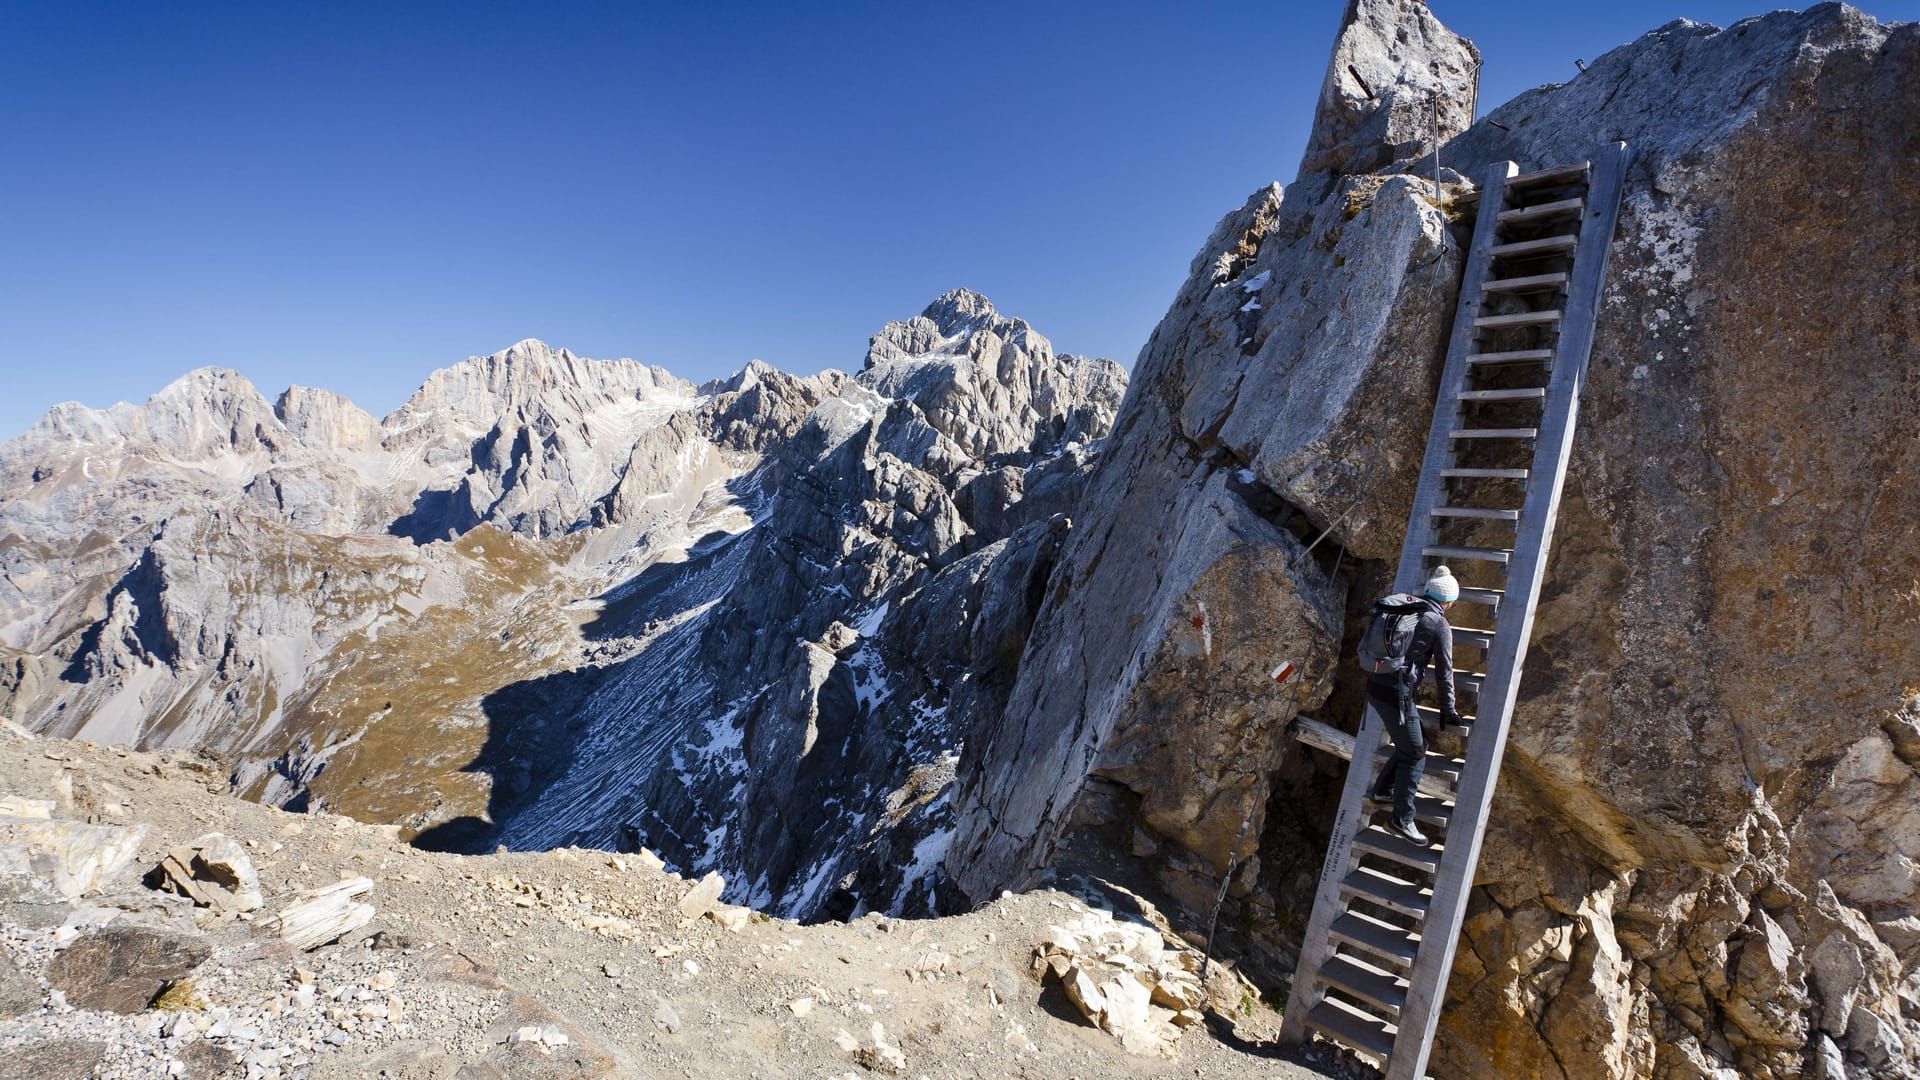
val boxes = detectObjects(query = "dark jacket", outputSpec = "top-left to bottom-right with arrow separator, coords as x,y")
1370,597 -> 1457,715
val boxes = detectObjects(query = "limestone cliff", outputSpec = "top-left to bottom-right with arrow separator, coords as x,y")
947,3 -> 1920,1077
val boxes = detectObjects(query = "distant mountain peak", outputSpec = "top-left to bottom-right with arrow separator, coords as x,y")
922,288 -> 995,325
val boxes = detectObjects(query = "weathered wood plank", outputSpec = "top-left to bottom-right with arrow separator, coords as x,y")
1465,348 -> 1555,366
1430,505 -> 1522,521
1420,543 -> 1512,563
1341,866 -> 1432,919
1448,427 -> 1538,439
1330,910 -> 1423,966
1353,824 -> 1446,874
1481,271 -> 1569,293
1457,387 -> 1546,402
1307,998 -> 1397,1062
264,876 -> 374,951
1472,310 -> 1562,328
1490,234 -> 1577,257
1290,717 -> 1461,801
1509,161 -> 1591,188
1497,196 -> 1583,222
1456,586 -> 1505,607
1322,954 -> 1409,1013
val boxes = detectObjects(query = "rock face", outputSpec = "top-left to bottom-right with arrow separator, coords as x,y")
1296,0 -> 1482,192
949,2 -> 1920,1078
44,925 -> 213,1013
148,832 -> 264,912
948,0 -> 1477,945
1034,910 -> 1208,1054
0,291 -> 1124,925
0,814 -> 149,901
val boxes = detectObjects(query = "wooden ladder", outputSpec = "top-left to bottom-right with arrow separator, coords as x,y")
1275,142 -> 1630,1079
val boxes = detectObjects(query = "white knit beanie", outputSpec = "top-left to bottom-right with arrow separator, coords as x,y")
1425,565 -> 1460,603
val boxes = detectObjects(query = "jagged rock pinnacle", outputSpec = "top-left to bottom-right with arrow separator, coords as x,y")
1296,0 -> 1480,192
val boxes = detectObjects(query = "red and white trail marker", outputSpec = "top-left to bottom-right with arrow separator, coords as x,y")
1271,660 -> 1299,686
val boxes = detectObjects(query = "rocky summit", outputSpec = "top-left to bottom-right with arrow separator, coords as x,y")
3,2 -> 1919,1079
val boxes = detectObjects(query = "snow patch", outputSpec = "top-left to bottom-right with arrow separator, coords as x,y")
851,601 -> 889,638
890,804 -> 953,910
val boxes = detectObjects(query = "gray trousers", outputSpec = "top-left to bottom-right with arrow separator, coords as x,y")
1365,674 -> 1425,829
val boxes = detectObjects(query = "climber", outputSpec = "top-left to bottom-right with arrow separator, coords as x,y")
1364,565 -> 1463,847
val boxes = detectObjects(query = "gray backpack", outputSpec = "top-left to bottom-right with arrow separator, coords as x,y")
1356,593 -> 1425,675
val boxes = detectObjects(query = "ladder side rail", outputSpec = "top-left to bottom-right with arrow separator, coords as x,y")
1384,141 -> 1631,1080
1276,158 -> 1518,1050
1274,696 -> 1393,1049
1390,157 -> 1522,597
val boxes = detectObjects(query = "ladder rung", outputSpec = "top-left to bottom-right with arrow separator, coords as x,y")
1329,910 -> 1422,967
1416,703 -> 1474,728
1292,717 -> 1462,803
1449,427 -> 1537,440
1441,468 -> 1529,480
1422,544 -> 1511,563
1473,310 -> 1562,329
1430,505 -> 1521,520
1449,625 -> 1495,648
1375,746 -> 1465,784
1458,387 -> 1547,402
1465,349 -> 1555,367
1457,586 -> 1504,607
1320,954 -> 1408,1014
1481,271 -> 1569,294
1353,824 -> 1444,874
1411,793 -> 1454,827
1305,998 -> 1397,1062
1456,672 -> 1487,694
1497,197 -> 1584,223
1491,234 -> 1578,258
1509,161 -> 1591,188
1341,866 -> 1432,919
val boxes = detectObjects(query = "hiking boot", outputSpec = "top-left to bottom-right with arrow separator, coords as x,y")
1386,819 -> 1430,848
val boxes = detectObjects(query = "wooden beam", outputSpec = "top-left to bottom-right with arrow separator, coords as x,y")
1290,716 -> 1459,802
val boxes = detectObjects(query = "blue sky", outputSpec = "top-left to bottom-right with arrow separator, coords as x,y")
3,1 -> 1915,439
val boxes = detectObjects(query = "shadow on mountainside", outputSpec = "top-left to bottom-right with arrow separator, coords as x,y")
409,529 -> 744,854
576,528 -> 743,642
388,486 -> 479,546
407,660 -> 622,854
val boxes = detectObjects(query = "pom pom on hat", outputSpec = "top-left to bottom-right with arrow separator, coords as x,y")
1425,565 -> 1460,603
